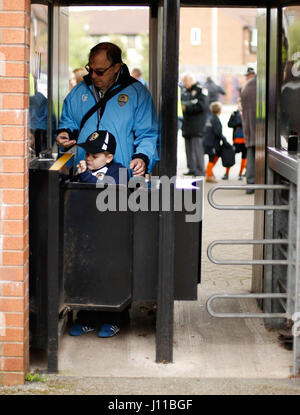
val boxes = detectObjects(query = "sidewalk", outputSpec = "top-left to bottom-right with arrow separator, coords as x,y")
1,110 -> 300,394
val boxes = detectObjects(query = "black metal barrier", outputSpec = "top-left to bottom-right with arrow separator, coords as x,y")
62,183 -> 133,312
29,158 -> 203,372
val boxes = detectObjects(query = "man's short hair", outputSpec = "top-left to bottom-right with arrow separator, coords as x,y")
210,101 -> 222,114
182,72 -> 196,84
89,42 -> 123,65
132,68 -> 142,77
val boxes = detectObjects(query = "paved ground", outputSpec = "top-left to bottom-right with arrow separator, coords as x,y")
1,376 -> 300,395
1,105 -> 300,396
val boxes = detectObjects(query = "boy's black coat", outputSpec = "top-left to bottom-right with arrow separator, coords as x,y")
203,113 -> 227,153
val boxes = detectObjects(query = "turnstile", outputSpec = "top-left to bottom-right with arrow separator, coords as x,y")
205,156 -> 300,376
29,156 -> 203,372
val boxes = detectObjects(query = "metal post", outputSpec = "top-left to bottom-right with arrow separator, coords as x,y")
293,163 -> 300,375
47,3 -> 53,150
47,171 -> 60,372
287,183 -> 296,317
211,8 -> 218,82
149,1 -> 158,108
156,203 -> 175,363
156,0 -> 179,363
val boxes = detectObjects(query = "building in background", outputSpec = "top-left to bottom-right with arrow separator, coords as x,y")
70,7 -> 149,81
179,8 -> 257,103
70,7 -> 257,103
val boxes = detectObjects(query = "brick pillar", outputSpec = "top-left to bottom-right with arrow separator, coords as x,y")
0,0 -> 30,386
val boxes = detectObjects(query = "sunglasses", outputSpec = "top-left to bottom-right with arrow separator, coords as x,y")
85,63 -> 115,77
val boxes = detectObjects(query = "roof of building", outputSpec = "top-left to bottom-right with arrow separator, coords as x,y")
222,8 -> 257,27
71,8 -> 149,35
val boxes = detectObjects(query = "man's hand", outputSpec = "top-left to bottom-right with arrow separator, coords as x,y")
56,132 -> 77,149
76,160 -> 87,174
130,158 -> 146,176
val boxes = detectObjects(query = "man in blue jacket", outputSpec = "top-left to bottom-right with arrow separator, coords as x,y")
56,42 -> 159,176
57,43 -> 158,338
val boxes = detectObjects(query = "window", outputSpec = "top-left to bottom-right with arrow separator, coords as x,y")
279,6 -> 300,150
249,27 -> 257,53
190,28 -> 201,46
127,35 -> 136,49
29,4 -> 49,158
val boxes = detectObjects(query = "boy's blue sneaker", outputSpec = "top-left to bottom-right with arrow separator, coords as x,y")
68,323 -> 95,336
97,323 -> 120,338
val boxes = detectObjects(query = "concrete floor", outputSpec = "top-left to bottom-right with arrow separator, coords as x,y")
54,190 -> 292,381
23,105 -> 300,395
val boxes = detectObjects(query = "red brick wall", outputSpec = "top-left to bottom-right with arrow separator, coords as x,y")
0,0 -> 30,386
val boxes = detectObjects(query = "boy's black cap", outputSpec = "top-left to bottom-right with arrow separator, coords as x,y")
77,130 -> 116,154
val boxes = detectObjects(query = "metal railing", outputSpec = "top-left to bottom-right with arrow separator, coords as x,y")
206,293 -> 289,318
206,184 -> 290,319
205,181 -> 300,376
207,239 -> 289,265
207,184 -> 289,210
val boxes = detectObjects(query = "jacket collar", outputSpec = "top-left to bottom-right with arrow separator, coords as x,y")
83,63 -> 134,90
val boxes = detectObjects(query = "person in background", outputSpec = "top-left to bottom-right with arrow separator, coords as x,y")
181,73 -> 209,176
222,97 -> 247,180
240,66 -> 256,194
204,76 -> 226,104
203,101 -> 228,183
69,67 -> 88,90
177,85 -> 183,131
131,67 -> 148,88
280,60 -> 300,141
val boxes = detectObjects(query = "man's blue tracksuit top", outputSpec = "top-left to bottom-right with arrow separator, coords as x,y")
57,68 -> 159,173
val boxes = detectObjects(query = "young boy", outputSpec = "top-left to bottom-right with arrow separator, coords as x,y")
69,130 -> 127,338
76,130 -> 127,185
222,98 -> 247,180
203,101 -> 228,183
